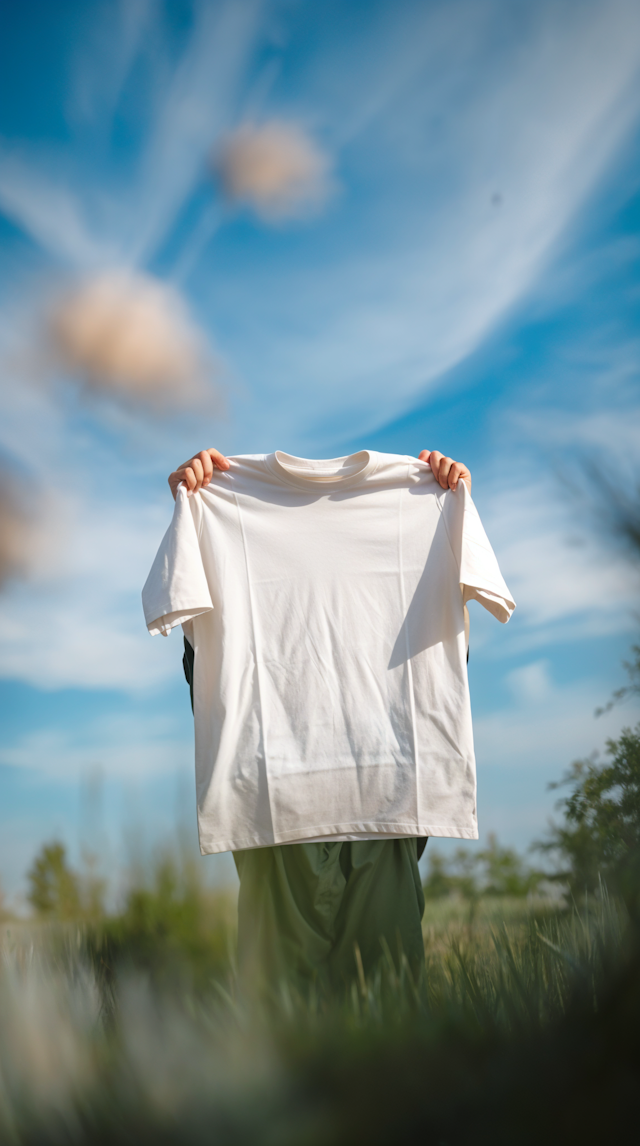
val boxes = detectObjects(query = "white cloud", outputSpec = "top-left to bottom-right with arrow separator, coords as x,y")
0,375 -> 636,693
0,709 -> 192,782
5,0 -> 640,898
0,0 -> 639,450
215,120 -> 332,220
0,479 -> 184,691
203,0 -> 640,446
127,0 -> 265,265
49,270 -> 217,408
479,476 -> 640,648
0,0 -> 264,270
1,0 -> 640,694
469,357 -> 640,658
67,0 -> 159,129
0,303 -> 223,693
506,660 -> 552,704
475,672 -> 640,775
0,595 -> 177,693
0,145 -> 119,268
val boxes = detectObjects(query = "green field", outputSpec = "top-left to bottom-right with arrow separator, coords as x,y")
1,876 -> 637,1146
2,715 -> 638,1144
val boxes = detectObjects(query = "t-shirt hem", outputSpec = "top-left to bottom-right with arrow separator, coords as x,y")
198,821 -> 479,855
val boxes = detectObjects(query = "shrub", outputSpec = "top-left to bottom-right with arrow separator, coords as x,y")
423,834 -> 545,900
535,722 -> 640,901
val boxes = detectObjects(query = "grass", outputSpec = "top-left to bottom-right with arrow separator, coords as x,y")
1,878 -> 637,1146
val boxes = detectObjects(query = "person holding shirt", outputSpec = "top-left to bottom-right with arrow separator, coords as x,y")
159,445 -> 483,991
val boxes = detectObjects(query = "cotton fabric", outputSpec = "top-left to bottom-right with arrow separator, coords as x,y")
142,450 -> 515,854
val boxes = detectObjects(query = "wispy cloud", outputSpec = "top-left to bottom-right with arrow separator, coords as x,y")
479,476 -> 640,650
469,676 -> 640,852
475,670 -> 640,775
203,0 -> 640,445
128,0 -> 265,266
0,0 -> 639,691
0,485 -> 184,692
4,0 -> 640,897
2,0 -> 639,443
0,145 -> 119,267
67,0 -> 159,129
0,709 -> 192,781
0,0 -> 265,270
505,660 -> 553,705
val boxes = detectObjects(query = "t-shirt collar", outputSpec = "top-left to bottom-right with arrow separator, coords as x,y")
266,450 -> 378,491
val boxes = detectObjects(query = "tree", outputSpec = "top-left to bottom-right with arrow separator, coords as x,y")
27,841 -> 81,919
480,834 -> 544,897
422,835 -> 544,900
535,473 -> 640,902
534,723 -> 640,900
595,644 -> 640,717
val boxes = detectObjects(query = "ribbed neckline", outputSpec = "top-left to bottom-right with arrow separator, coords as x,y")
266,450 -> 378,491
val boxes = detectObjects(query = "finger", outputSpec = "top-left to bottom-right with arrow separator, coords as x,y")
198,450 -> 214,487
182,466 -> 197,495
438,457 -> 453,489
418,449 -> 431,463
168,467 -> 194,498
451,463 -> 472,492
190,457 -> 205,492
206,448 -> 230,470
448,461 -> 465,491
428,450 -> 443,482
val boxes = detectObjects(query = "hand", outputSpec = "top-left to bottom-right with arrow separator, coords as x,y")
168,448 -> 230,500
419,450 -> 471,493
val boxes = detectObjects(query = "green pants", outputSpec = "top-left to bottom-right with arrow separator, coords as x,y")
185,639 -> 426,988
233,838 -> 426,991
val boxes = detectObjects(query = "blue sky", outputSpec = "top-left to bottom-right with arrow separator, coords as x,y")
1,0 -> 640,907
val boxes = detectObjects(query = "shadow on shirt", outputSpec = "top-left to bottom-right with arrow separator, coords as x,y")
387,503 -> 465,669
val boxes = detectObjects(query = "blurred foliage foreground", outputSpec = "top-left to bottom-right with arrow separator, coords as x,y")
0,719 -> 639,1145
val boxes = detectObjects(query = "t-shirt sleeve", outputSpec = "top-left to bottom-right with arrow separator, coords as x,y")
142,485 -> 214,636
440,482 -> 515,623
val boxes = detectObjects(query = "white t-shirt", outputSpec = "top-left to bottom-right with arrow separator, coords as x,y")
142,451 -> 515,854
